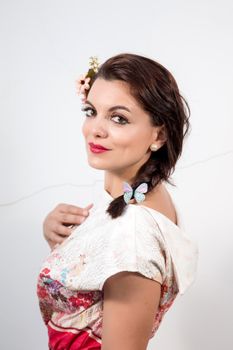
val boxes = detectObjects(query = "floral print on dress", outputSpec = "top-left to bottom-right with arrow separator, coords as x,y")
37,267 -> 102,325
37,189 -> 197,349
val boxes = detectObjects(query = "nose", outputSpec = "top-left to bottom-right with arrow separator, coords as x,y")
91,116 -> 108,138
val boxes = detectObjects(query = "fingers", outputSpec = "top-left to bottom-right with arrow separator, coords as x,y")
50,222 -> 74,236
59,213 -> 87,225
55,203 -> 93,216
56,203 -> 94,226
48,231 -> 68,244
43,202 -> 94,248
84,203 -> 94,211
44,225 -> 73,250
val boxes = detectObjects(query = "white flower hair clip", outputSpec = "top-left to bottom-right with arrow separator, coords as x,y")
75,56 -> 100,103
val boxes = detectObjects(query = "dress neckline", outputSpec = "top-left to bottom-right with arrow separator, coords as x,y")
96,187 -> 198,296
100,188 -> 184,231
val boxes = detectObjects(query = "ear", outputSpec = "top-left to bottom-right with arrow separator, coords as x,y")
152,125 -> 167,149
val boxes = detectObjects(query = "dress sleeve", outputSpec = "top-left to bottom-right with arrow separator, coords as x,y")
98,207 -> 166,290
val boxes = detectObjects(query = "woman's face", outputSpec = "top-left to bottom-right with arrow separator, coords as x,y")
81,78 -> 164,177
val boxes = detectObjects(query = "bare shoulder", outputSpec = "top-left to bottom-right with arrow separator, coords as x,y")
135,182 -> 177,225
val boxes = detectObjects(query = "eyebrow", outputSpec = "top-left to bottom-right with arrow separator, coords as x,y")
85,100 -> 131,113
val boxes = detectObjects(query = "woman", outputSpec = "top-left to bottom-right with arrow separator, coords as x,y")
37,53 -> 198,350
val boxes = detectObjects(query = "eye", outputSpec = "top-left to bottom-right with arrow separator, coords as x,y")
111,114 -> 129,125
81,106 -> 129,125
81,106 -> 95,117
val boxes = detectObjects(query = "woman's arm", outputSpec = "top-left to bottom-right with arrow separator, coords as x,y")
43,202 -> 93,249
101,271 -> 161,350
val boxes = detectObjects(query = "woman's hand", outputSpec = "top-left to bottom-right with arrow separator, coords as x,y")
43,202 -> 94,250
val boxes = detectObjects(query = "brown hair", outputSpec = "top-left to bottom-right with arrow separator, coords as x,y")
87,53 -> 190,219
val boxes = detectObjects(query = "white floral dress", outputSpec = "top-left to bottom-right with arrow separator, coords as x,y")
37,189 -> 198,350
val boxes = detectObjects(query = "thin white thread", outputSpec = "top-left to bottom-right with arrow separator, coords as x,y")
0,181 -> 102,207
177,149 -> 233,169
0,150 -> 232,207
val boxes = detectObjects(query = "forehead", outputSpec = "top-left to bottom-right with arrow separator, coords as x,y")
87,78 -> 140,109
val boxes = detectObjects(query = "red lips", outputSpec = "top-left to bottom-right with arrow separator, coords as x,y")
88,142 -> 110,150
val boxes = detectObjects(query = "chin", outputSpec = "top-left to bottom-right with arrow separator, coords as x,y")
87,159 -> 108,170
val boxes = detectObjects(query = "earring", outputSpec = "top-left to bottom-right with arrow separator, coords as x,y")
150,144 -> 158,151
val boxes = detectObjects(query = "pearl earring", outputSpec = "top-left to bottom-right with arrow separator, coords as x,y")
150,144 -> 158,151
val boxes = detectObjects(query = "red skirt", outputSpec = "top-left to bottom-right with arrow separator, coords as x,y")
48,321 -> 101,350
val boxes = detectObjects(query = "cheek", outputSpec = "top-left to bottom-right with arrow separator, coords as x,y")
111,130 -> 130,147
113,128 -> 149,150
81,121 -> 88,137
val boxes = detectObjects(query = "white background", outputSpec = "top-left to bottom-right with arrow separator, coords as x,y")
0,0 -> 232,349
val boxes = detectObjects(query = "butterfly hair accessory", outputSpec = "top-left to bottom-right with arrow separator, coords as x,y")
123,182 -> 148,204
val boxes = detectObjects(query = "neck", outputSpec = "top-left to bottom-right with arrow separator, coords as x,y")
103,153 -> 152,198
104,171 -> 135,199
